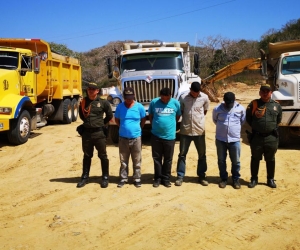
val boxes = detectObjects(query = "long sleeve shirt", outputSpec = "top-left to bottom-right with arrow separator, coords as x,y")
179,91 -> 210,136
212,101 -> 246,143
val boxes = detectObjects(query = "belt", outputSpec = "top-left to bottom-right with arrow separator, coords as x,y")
253,131 -> 272,137
120,136 -> 137,140
85,127 -> 102,133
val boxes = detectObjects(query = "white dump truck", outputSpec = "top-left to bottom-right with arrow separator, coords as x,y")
106,42 -> 201,143
260,40 -> 300,146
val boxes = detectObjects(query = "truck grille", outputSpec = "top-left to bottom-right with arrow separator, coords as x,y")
124,79 -> 175,103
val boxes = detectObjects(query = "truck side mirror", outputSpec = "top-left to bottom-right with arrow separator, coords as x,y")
261,60 -> 268,78
33,56 -> 41,74
106,58 -> 113,78
193,53 -> 200,75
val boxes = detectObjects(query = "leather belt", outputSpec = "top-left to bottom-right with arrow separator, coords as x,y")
85,127 -> 102,133
253,131 -> 272,137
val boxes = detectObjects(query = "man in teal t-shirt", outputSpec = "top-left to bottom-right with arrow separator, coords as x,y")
148,88 -> 181,188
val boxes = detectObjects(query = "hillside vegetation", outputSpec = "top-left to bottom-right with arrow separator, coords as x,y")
50,19 -> 300,89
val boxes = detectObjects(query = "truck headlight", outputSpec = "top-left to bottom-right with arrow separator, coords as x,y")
0,107 -> 12,114
107,95 -> 121,106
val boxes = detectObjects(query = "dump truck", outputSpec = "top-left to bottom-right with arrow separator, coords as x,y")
106,42 -> 201,143
0,38 -> 82,145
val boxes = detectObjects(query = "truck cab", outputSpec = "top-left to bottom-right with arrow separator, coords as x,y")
106,42 -> 200,143
260,40 -> 300,146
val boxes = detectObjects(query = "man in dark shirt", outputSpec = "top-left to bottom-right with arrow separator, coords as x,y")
77,82 -> 113,188
246,83 -> 282,188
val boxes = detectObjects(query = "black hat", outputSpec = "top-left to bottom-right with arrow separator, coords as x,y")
223,92 -> 235,104
87,82 -> 99,89
123,87 -> 135,100
260,83 -> 272,91
190,82 -> 201,92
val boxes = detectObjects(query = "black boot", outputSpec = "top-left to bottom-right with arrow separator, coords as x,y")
248,158 -> 260,188
100,159 -> 109,188
77,158 -> 91,188
267,179 -> 277,188
248,178 -> 258,188
266,161 -> 276,188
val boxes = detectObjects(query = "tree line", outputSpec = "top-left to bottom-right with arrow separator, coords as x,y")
49,18 -> 300,89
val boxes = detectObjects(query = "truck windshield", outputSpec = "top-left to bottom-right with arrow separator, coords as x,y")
282,55 -> 300,75
0,51 -> 18,70
121,52 -> 183,73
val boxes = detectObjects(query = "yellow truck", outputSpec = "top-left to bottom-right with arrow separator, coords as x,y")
0,38 -> 82,145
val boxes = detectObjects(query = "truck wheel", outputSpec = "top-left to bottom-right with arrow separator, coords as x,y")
109,125 -> 119,143
71,98 -> 79,122
7,110 -> 31,145
278,127 -> 290,147
63,99 -> 72,124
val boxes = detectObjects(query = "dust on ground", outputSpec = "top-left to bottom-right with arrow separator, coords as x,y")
0,83 -> 300,250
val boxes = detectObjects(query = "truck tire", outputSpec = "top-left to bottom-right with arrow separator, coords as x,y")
63,99 -> 72,124
71,98 -> 79,122
7,110 -> 31,145
278,127 -> 290,147
109,125 -> 119,143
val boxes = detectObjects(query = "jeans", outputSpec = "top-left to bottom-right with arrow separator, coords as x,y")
177,134 -> 207,178
151,134 -> 175,181
215,139 -> 241,181
119,136 -> 142,182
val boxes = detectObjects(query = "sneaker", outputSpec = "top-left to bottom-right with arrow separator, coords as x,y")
153,179 -> 161,188
248,179 -> 258,188
219,180 -> 227,188
133,181 -> 142,188
175,177 -> 183,186
117,180 -> 127,188
199,177 -> 209,186
162,180 -> 172,188
232,180 -> 241,189
267,179 -> 277,188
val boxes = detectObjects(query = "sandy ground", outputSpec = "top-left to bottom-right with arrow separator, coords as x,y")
1,83 -> 300,250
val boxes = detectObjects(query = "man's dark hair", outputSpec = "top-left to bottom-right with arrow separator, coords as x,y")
160,87 -> 171,96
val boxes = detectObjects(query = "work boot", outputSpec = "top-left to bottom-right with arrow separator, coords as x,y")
218,180 -> 227,188
267,179 -> 277,188
232,179 -> 241,189
199,176 -> 209,186
248,178 -> 258,188
77,160 -> 90,188
266,161 -> 275,180
100,175 -> 109,188
77,178 -> 89,188
175,177 -> 183,186
100,159 -> 109,188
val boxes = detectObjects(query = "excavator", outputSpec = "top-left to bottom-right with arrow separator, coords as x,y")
200,58 -> 262,102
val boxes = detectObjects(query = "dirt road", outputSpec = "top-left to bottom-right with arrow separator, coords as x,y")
1,83 -> 299,249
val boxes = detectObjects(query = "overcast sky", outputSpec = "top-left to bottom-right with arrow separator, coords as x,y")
1,0 -> 299,52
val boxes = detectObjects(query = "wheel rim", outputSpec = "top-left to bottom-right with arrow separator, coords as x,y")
20,116 -> 30,138
68,105 -> 72,119
73,105 -> 78,118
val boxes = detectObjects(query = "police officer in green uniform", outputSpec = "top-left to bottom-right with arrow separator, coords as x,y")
77,82 -> 113,188
246,83 -> 282,188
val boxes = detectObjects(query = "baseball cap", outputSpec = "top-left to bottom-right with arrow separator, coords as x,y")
87,82 -> 99,89
260,83 -> 272,91
123,87 -> 135,100
190,82 -> 201,92
223,92 -> 235,104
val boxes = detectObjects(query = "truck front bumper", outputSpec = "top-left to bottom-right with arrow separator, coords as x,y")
0,118 -> 10,131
